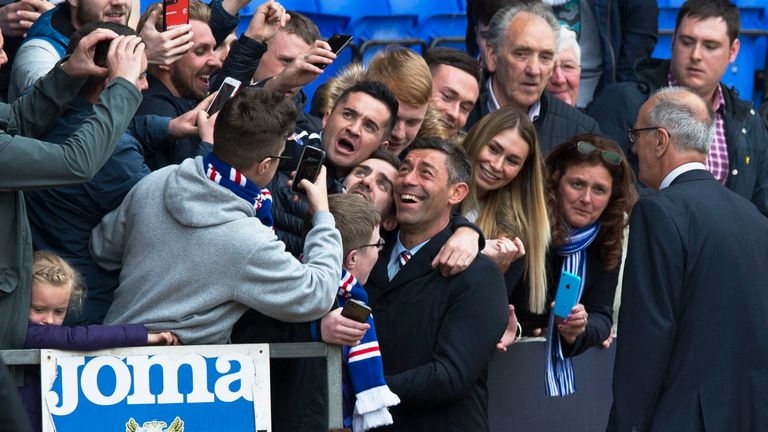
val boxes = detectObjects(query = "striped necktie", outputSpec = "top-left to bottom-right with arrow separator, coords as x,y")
398,251 -> 411,269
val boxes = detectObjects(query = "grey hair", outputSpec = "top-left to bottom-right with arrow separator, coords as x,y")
648,86 -> 715,154
486,2 -> 560,51
556,26 -> 580,63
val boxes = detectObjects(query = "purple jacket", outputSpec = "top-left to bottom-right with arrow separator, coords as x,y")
21,323 -> 148,431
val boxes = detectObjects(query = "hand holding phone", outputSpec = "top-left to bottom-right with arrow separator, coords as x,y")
315,34 -> 353,70
553,271 -> 582,321
291,146 -> 326,196
341,299 -> 372,323
206,77 -> 241,115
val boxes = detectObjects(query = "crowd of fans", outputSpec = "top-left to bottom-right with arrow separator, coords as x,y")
0,0 -> 767,430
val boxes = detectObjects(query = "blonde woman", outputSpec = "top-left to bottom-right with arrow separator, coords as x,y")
441,106 -> 551,350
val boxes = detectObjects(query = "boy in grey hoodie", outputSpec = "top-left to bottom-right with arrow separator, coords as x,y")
90,88 -> 342,344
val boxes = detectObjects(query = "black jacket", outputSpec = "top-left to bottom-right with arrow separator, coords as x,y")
588,58 -> 768,215
465,82 -> 600,154
510,245 -> 617,357
366,225 -> 507,431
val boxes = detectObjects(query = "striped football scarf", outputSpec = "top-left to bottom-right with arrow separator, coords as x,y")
338,270 -> 400,431
545,222 -> 600,397
203,152 -> 273,228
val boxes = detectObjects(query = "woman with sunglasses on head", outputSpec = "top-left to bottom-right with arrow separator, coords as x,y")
511,133 -> 637,395
449,107 -> 551,351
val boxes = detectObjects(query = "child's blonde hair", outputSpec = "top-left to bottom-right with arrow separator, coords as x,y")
31,251 -> 86,317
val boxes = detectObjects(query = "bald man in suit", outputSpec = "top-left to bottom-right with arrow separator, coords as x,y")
609,87 -> 768,431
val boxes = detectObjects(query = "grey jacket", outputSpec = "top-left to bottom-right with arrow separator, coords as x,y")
92,157 -> 341,344
0,63 -> 142,349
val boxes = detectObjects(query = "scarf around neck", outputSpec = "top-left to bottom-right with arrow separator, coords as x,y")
203,152 -> 273,228
338,270 -> 400,431
545,222 -> 600,397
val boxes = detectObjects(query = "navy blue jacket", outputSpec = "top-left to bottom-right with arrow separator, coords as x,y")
466,85 -> 600,154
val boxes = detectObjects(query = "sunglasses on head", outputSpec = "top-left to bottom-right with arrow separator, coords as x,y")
575,141 -> 623,165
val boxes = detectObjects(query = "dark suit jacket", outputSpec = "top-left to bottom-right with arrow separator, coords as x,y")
608,169 -> 768,431
465,87 -> 600,154
366,226 -> 507,431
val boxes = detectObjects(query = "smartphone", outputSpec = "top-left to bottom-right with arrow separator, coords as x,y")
317,34 -> 353,70
553,271 -> 582,321
341,299 -> 371,323
163,0 -> 189,31
291,146 -> 326,195
206,77 -> 241,115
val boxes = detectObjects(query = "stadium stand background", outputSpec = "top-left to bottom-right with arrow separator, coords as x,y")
140,0 -> 766,119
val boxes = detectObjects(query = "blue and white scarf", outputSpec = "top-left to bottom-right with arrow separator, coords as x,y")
203,152 -> 273,228
338,270 -> 400,431
545,223 -> 600,397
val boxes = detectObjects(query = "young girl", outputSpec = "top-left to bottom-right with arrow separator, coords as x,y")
22,251 -> 177,431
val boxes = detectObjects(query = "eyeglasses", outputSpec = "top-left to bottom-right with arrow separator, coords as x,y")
575,141 -> 623,165
354,238 -> 386,252
627,127 -> 661,145
265,154 -> 293,162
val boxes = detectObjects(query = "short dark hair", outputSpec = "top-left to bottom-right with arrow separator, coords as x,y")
676,0 -> 740,43
213,88 -> 297,171
328,194 -> 381,257
424,47 -> 481,85
333,80 -> 399,137
284,11 -> 321,45
408,136 -> 472,186
367,147 -> 401,171
66,22 -> 140,66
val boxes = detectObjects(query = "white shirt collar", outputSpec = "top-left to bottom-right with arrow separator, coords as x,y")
660,162 -> 707,189
487,77 -> 541,121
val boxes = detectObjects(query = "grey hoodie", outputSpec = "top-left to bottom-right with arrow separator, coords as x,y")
91,157 -> 341,344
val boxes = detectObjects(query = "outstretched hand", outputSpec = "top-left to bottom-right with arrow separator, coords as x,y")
265,39 -> 336,95
139,5 -> 194,66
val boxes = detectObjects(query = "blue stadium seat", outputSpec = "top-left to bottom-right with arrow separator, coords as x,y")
388,0 -> 467,50
388,0 -> 462,19
315,0 -> 422,63
280,0 -> 318,13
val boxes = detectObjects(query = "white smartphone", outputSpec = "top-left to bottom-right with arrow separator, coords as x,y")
206,77 -> 241,115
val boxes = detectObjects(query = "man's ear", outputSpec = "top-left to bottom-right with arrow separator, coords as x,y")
728,38 -> 740,63
655,127 -> 670,157
484,44 -> 497,73
448,182 -> 469,206
381,213 -> 397,231
157,64 -> 171,72
322,110 -> 330,129
344,250 -> 357,271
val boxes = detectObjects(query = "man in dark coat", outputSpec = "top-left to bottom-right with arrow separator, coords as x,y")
609,87 -> 768,431
465,2 -> 600,153
366,137 -> 507,431
589,0 -> 768,215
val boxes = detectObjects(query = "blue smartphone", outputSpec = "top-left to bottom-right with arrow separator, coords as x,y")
553,271 -> 582,320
